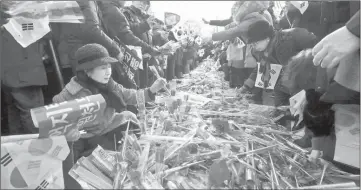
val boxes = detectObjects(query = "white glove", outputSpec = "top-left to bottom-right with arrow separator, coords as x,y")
116,52 -> 124,61
65,128 -> 81,142
308,150 -> 323,164
150,78 -> 167,93
118,111 -> 140,126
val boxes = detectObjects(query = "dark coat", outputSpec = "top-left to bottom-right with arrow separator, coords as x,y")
1,29 -> 48,88
56,1 -> 120,69
279,1 -> 360,39
152,30 -> 169,47
99,2 -> 154,52
122,5 -> 153,53
244,27 -> 317,89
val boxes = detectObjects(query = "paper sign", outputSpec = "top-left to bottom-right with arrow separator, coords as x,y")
114,37 -> 143,84
290,1 -> 309,14
127,46 -> 143,70
195,36 -> 202,46
31,94 -> 106,138
164,12 -> 181,27
289,90 -> 306,129
332,104 -> 360,168
1,136 -> 69,189
255,63 -> 282,90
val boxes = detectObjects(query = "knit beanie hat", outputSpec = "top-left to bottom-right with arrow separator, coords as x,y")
75,43 -> 118,71
246,20 -> 274,44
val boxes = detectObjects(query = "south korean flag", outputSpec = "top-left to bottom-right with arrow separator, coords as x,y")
290,1 -> 309,14
195,36 -> 202,46
198,49 -> 205,57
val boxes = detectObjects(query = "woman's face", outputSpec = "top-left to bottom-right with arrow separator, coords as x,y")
250,38 -> 270,52
87,64 -> 112,84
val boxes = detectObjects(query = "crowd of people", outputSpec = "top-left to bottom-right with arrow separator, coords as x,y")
1,1 -> 217,189
205,1 -> 360,165
0,1 -> 360,189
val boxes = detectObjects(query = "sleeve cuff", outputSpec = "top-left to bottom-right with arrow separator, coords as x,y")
311,136 -> 326,151
346,11 -> 360,38
146,88 -> 156,101
244,79 -> 255,88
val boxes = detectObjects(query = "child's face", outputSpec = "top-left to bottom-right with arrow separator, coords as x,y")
250,38 -> 270,52
87,64 -> 112,84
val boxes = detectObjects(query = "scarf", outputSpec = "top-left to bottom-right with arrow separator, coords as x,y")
75,71 -> 127,113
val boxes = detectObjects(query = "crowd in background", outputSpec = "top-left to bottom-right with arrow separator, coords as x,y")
203,1 -> 360,166
0,1 -> 360,189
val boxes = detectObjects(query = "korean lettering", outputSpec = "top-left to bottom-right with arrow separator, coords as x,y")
49,123 -> 73,136
77,115 -> 97,128
130,58 -> 140,70
127,70 -> 134,81
77,102 -> 101,128
45,104 -> 73,136
124,52 -> 132,63
79,102 -> 101,116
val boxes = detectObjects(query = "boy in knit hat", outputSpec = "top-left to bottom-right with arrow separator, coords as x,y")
238,19 -> 317,106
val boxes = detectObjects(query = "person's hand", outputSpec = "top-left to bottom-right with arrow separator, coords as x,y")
118,111 -> 140,126
82,120 -> 107,136
151,47 -> 161,56
150,78 -> 167,93
116,51 -> 124,61
143,53 -> 152,60
65,128 -> 81,142
312,26 -> 360,69
308,150 -> 323,164
237,85 -> 250,94
202,18 -> 210,24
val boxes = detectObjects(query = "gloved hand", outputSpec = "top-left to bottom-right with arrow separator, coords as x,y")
150,78 -> 167,93
308,150 -> 323,164
65,128 -> 81,142
236,85 -> 250,96
83,120 -> 106,136
150,47 -> 161,57
118,111 -> 140,126
116,51 -> 124,62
